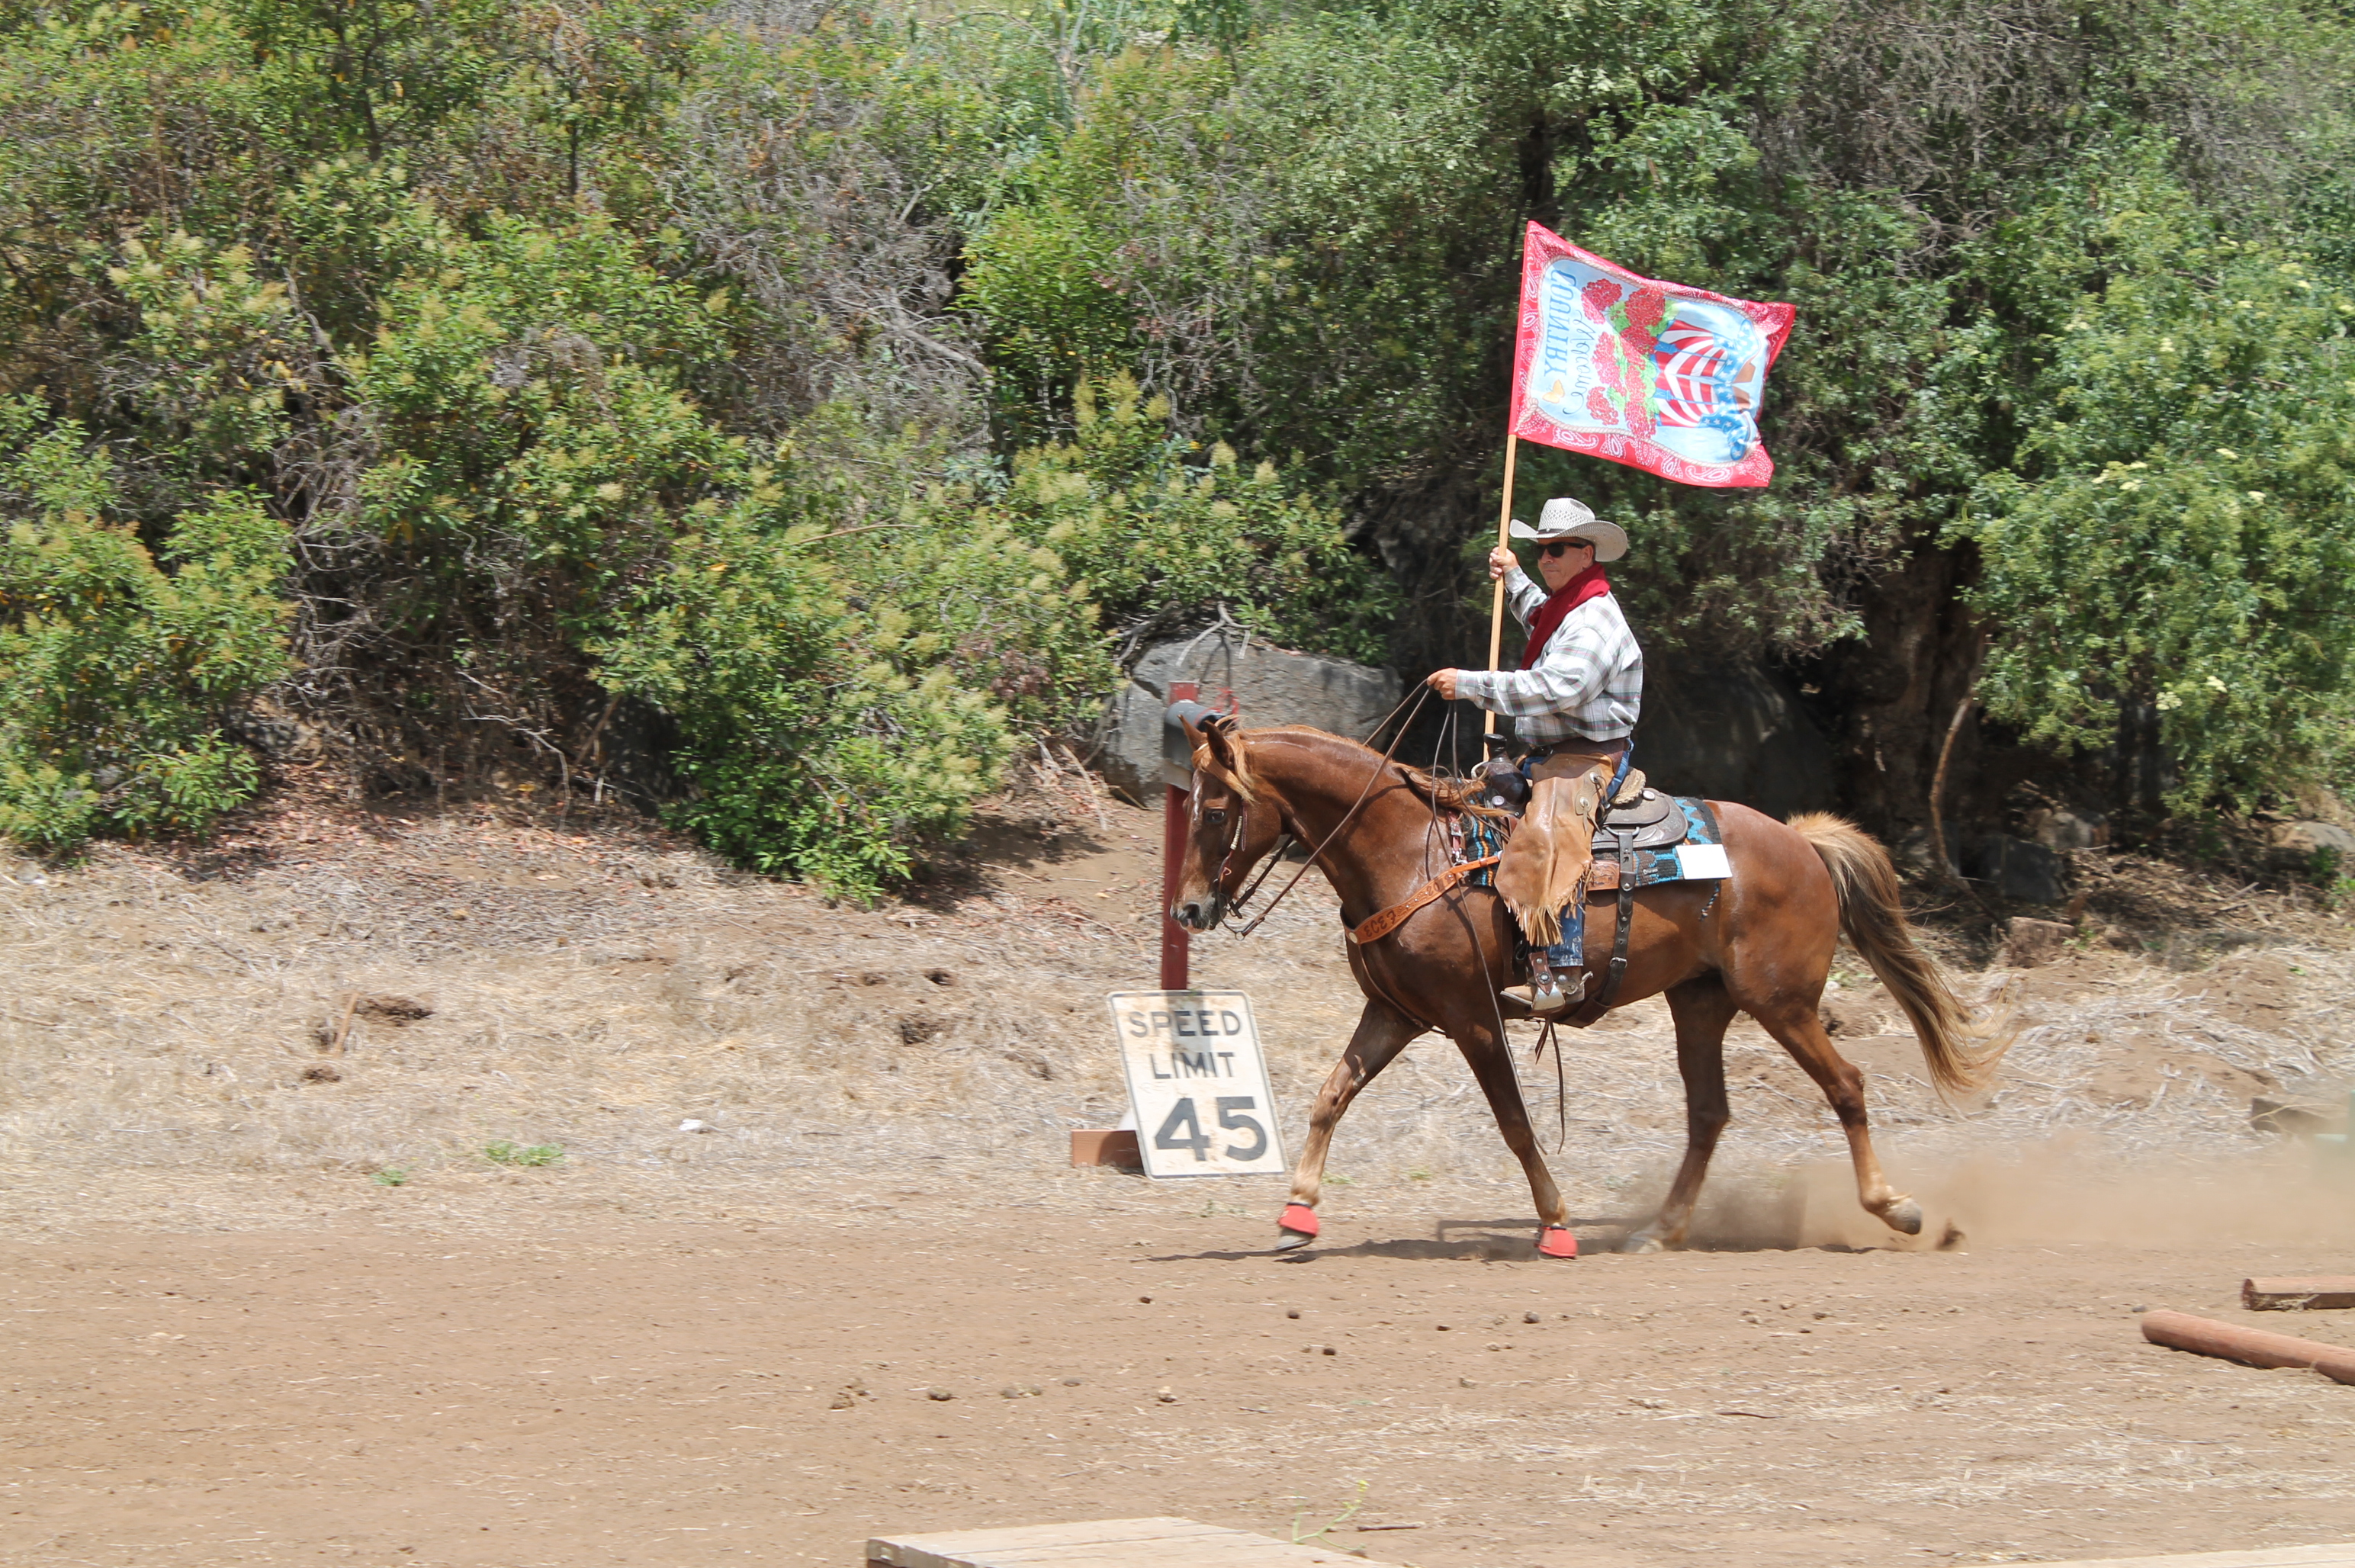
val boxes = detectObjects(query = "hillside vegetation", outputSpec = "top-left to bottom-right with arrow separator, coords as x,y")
2,0 -> 2351,890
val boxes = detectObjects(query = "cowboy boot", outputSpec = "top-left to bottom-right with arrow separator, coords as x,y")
1500,948 -> 1584,1016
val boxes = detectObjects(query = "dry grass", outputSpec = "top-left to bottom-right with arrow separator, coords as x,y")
4,780 -> 2353,1248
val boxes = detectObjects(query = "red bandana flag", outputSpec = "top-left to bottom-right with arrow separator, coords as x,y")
1509,222 -> 1794,489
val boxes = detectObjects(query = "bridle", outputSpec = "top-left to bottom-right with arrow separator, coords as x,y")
1190,686 -> 1432,936
1206,776 -> 1300,923
1186,690 -> 1552,1143
1190,761 -> 1290,929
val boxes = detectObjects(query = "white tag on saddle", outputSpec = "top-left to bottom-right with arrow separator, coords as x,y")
1676,843 -> 1732,881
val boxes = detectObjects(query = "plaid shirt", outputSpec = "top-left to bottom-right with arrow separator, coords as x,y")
1456,567 -> 1643,744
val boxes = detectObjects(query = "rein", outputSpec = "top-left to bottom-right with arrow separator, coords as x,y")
1213,684 -> 1431,937
1225,825 -> 1289,912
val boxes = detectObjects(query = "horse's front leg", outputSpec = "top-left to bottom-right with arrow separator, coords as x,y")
1277,998 -> 1423,1249
1454,1020 -> 1576,1256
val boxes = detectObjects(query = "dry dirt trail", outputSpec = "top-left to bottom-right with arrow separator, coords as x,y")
11,1210 -> 2355,1568
5,785 -> 2354,1567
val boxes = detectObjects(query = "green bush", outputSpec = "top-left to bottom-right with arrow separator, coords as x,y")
998,374 -> 1398,664
596,383 -> 1377,898
482,1140 -> 564,1167
12,0 -> 2355,879
0,399 -> 289,849
591,468 -> 1051,896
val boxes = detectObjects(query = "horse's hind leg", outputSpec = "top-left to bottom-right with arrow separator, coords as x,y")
1624,973 -> 1740,1253
1750,995 -> 1922,1236
1453,1020 -> 1575,1255
1277,1000 -> 1422,1248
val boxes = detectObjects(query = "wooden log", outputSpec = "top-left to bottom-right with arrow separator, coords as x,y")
869,1515 -> 1399,1567
1068,1129 -> 1141,1169
2141,1309 -> 2355,1382
2244,1277 -> 2355,1311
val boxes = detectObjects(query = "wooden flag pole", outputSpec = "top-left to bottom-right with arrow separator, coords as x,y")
1480,432 -> 1521,741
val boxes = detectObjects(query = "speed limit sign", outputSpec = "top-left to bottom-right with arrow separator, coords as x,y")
1107,991 -> 1287,1179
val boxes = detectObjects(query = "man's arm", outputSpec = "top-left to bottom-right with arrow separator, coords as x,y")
1453,616 -> 1609,718
1422,550 -> 1553,701
1481,545 -> 1547,624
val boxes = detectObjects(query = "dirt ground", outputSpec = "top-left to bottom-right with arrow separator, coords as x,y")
11,1206 -> 2355,1568
5,776 -> 2355,1568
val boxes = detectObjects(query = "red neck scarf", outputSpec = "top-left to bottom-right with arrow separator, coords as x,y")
1520,564 -> 1611,668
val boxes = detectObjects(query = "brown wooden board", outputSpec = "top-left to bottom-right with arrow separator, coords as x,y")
2244,1276 -> 2355,1310
867,1516 -> 1399,1568
2017,1546 -> 2355,1568
1066,1129 -> 1141,1169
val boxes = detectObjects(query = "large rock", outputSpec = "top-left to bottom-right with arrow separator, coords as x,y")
1629,653 -> 1836,820
2026,806 -> 2109,851
2003,916 -> 2073,968
1097,631 -> 1403,798
2274,820 -> 2355,865
1965,833 -> 2069,905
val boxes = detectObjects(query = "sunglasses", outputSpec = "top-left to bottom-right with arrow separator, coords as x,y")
1537,539 -> 1593,559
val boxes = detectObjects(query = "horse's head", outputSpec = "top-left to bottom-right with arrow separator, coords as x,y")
1169,713 -> 1288,932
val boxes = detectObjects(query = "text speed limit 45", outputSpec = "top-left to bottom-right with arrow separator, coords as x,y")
1149,1093 -> 1268,1165
1107,990 -> 1287,1178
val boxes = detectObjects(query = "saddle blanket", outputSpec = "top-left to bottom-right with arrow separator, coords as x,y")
1454,791 -> 1728,892
1586,796 -> 1728,891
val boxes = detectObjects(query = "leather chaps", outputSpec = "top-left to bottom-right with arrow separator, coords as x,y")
1493,741 -> 1626,949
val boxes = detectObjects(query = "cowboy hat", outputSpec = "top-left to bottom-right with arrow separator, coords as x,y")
1506,496 -> 1627,561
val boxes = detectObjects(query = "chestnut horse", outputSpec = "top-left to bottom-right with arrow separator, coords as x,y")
1171,715 -> 2000,1255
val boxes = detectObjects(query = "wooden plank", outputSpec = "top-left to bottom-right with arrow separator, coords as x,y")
867,1516 -> 1397,1568
2244,1277 -> 2355,1310
2141,1309 -> 2355,1383
869,1519 -> 2355,1568
1067,1129 -> 1141,1169
2016,1544 -> 2355,1568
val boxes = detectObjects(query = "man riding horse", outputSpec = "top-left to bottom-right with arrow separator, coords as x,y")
1425,495 -> 1640,1017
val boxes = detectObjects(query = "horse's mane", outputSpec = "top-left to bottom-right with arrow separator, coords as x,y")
1209,724 -> 1507,822
1402,762 -> 1509,821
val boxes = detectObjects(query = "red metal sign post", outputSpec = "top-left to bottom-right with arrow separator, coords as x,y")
1160,682 -> 1197,990
1071,683 -> 1226,1168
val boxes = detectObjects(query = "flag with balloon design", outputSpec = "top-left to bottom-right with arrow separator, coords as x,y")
1508,222 -> 1794,489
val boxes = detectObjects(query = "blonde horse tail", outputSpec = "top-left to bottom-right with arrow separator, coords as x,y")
1788,812 -> 2009,1099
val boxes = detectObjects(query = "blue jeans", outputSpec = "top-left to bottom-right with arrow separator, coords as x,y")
1541,747 -> 1634,972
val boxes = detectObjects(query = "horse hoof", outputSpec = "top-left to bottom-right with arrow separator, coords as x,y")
1619,1232 -> 1667,1254
1883,1197 -> 1924,1236
1274,1203 -> 1319,1251
1537,1226 -> 1578,1258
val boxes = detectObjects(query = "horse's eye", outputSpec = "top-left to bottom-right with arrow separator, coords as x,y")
1206,809 -> 1226,825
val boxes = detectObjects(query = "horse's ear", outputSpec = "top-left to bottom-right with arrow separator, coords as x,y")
1194,712 -> 1240,775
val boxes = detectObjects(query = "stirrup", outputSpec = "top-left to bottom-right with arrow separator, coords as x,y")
1500,972 -> 1584,1017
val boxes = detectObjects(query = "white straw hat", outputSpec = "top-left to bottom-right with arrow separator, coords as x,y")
1507,496 -> 1627,561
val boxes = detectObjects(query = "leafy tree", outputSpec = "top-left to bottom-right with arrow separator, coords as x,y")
7,0 -> 2355,878
1951,143 -> 2355,809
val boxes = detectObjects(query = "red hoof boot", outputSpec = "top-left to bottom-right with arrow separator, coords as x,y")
1537,1225 -> 1579,1258
1277,1203 -> 1320,1244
